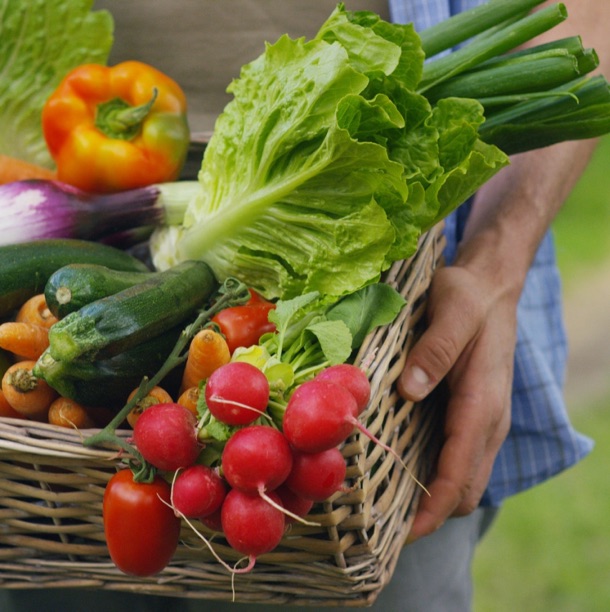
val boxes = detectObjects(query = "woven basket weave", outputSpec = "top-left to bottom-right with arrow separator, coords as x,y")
0,223 -> 446,607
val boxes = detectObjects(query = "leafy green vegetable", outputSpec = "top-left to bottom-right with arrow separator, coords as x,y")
326,282 -> 406,349
0,0 -> 113,167
150,4 -> 508,299
225,282 -> 404,430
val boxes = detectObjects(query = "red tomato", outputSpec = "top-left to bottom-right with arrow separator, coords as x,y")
103,469 -> 181,577
212,289 -> 276,354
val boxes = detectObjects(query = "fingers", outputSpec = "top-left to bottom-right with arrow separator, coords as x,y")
398,267 -> 483,402
407,387 -> 510,542
398,265 -> 516,542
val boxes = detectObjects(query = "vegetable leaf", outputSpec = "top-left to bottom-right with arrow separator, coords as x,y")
150,4 -> 508,299
327,282 -> 406,349
0,0 -> 113,167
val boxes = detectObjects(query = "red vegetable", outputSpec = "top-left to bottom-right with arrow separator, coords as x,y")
103,469 -> 181,577
285,447 -> 347,502
221,425 -> 293,496
315,363 -> 371,416
275,484 -> 314,522
221,488 -> 286,568
132,402 -> 200,471
171,464 -> 227,519
204,361 -> 270,426
282,380 -> 358,453
211,289 -> 276,354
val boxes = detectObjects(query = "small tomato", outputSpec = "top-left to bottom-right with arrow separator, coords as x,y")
211,289 -> 276,354
103,469 -> 180,577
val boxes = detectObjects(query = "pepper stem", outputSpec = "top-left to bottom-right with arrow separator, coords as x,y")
95,88 -> 158,140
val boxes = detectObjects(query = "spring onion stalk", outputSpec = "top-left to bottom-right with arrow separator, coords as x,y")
418,0 -> 548,58
415,1 -> 610,153
0,179 -> 196,247
424,52 -> 592,103
418,3 -> 568,92
478,76 -> 610,154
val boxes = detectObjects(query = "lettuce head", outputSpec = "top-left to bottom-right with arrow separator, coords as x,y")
150,4 -> 508,300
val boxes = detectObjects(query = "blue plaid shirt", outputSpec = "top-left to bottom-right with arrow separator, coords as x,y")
389,0 -> 593,506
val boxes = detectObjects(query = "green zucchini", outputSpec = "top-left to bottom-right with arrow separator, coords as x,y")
0,239 -> 150,318
45,264 -> 157,319
47,260 -> 217,362
34,327 -> 184,408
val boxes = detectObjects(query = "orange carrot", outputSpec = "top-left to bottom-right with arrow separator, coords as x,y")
1,360 -> 57,420
177,385 -> 200,418
16,294 -> 59,329
0,321 -> 50,360
126,385 -> 173,429
0,154 -> 56,184
181,328 -> 230,393
0,389 -> 26,420
48,397 -> 96,429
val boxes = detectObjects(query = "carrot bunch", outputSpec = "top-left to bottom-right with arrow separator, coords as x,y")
1,296 -> 233,429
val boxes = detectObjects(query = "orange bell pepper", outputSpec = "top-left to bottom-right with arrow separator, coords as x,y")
42,61 -> 190,193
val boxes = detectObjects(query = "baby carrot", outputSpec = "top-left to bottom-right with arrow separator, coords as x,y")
126,385 -> 173,429
0,154 -> 56,184
0,389 -> 26,419
16,294 -> 59,329
48,397 -> 96,429
181,328 -> 230,393
177,385 -> 200,418
0,321 -> 50,360
2,360 -> 57,420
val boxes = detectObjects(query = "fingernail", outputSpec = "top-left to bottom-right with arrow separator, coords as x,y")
401,365 -> 430,399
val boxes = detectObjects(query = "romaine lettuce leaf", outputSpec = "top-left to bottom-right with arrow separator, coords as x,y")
150,4 -> 509,300
0,0 -> 113,167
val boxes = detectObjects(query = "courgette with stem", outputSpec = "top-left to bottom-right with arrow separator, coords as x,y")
45,263 -> 157,319
34,326 -> 184,408
0,239 -> 150,318
47,260 -> 217,362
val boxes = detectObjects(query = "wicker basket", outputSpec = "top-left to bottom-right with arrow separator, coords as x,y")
0,223 -> 446,607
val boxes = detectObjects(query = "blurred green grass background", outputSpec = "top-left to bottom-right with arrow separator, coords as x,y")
473,136 -> 610,612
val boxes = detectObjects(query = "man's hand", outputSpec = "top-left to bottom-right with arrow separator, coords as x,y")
398,263 -> 516,541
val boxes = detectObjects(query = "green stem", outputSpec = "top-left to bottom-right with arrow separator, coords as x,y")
419,3 -> 568,93
95,89 -> 158,140
418,0 -> 548,58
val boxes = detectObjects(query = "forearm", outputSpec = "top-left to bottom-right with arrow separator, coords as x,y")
457,138 -> 597,297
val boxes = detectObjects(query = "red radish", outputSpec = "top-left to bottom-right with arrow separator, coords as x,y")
171,465 -> 227,519
204,361 -> 270,426
199,507 -> 223,532
221,488 -> 286,570
283,380 -> 418,483
275,484 -> 314,522
132,402 -> 199,471
316,363 -> 371,415
221,425 -> 293,495
282,380 -> 358,453
285,447 -> 347,502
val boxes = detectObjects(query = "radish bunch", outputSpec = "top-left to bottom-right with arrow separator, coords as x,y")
130,361 -> 372,571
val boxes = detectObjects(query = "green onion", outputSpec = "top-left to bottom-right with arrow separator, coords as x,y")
419,0 -> 548,58
415,0 -> 610,156
418,3 -> 568,92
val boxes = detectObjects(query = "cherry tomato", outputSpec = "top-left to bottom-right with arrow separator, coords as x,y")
212,289 -> 276,354
103,469 -> 181,577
